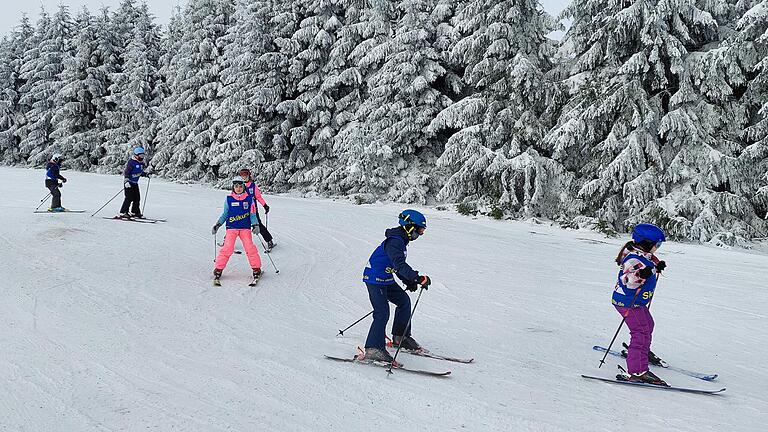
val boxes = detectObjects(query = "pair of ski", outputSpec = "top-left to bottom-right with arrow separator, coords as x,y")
325,348 -> 473,377
584,346 -> 725,395
103,216 -> 167,224
213,274 -> 260,287
33,209 -> 86,213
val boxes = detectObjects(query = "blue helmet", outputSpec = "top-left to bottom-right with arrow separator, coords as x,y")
399,209 -> 427,229
133,146 -> 145,155
632,223 -> 665,244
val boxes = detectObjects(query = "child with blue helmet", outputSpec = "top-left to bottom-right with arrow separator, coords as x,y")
119,147 -> 150,218
612,223 -> 668,385
44,154 -> 67,211
360,210 -> 432,362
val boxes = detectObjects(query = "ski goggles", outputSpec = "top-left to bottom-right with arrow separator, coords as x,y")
655,241 -> 663,250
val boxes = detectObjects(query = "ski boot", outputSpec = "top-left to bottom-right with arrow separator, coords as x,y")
648,350 -> 667,367
266,240 -> 275,252
621,370 -> 668,386
621,342 -> 667,367
391,335 -> 422,351
249,268 -> 262,286
361,347 -> 394,363
118,213 -> 132,219
213,269 -> 223,286
130,212 -> 143,219
49,207 -> 66,212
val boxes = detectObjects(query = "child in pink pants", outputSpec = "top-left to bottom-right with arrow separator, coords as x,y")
211,177 -> 262,282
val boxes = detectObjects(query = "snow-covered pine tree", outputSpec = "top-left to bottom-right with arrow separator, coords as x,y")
335,0 -> 451,203
275,0 -> 347,188
101,2 -> 163,172
430,0 -> 569,218
644,0 -> 768,245
546,0 -> 726,236
50,8 -> 100,171
727,0 -> 768,242
153,0 -> 234,182
212,0 -> 284,183
16,7 -> 75,166
0,17 -> 34,163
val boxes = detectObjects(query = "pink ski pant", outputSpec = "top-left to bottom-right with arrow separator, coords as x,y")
215,229 -> 262,270
615,305 -> 654,374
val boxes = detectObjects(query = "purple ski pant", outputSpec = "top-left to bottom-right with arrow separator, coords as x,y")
615,305 -> 655,374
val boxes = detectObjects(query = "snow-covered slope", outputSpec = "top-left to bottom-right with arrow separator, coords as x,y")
0,167 -> 765,431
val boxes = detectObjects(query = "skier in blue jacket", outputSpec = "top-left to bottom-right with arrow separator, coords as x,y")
44,154 -> 67,211
361,209 -> 431,362
119,147 -> 150,218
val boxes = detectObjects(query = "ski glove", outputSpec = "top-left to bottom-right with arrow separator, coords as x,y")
251,224 -> 259,233
124,180 -> 132,189
263,204 -> 270,214
405,282 -> 418,292
141,172 -> 150,178
637,266 -> 654,279
655,260 -> 666,272
58,182 -> 63,188
61,177 -> 67,183
212,223 -> 221,235
418,275 -> 431,288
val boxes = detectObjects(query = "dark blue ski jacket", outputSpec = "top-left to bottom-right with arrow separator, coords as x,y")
362,227 -> 420,286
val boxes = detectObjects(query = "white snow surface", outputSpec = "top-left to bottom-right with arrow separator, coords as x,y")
1,166 -> 766,431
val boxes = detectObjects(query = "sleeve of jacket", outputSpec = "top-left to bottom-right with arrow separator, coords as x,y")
123,160 -> 132,179
217,198 -> 229,225
252,183 -> 267,206
384,237 -> 419,283
620,258 -> 650,290
55,165 -> 65,181
249,199 -> 260,225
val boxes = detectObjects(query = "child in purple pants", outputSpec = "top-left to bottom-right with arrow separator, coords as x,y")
611,223 -> 667,385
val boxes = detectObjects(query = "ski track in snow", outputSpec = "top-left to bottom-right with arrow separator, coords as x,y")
0,166 -> 766,431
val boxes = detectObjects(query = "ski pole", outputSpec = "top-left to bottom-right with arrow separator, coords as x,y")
34,192 -> 52,211
91,188 -> 124,217
388,286 -> 427,374
142,176 -> 151,216
337,311 -> 373,336
256,235 -> 279,273
213,232 -> 217,263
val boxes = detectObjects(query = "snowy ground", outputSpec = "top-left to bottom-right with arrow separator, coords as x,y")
1,166 -> 766,432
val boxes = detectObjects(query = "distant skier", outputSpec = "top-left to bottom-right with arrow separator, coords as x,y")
360,210 -> 431,362
119,146 -> 150,218
211,176 -> 263,285
44,153 -> 67,212
238,168 -> 275,251
612,223 -> 668,385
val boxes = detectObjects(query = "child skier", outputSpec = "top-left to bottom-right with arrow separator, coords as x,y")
360,210 -> 432,362
612,223 -> 668,385
44,154 -> 67,212
211,177 -> 263,285
119,146 -> 150,218
238,168 -> 275,251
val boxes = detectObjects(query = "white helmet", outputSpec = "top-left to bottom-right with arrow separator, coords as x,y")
52,153 -> 63,162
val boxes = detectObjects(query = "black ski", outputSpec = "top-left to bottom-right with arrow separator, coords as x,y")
581,374 -> 726,395
134,217 -> 167,222
324,355 -> 451,377
248,274 -> 261,287
34,209 -> 86,213
213,278 -> 222,286
395,348 -> 474,364
103,216 -> 156,223
592,345 -> 718,381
